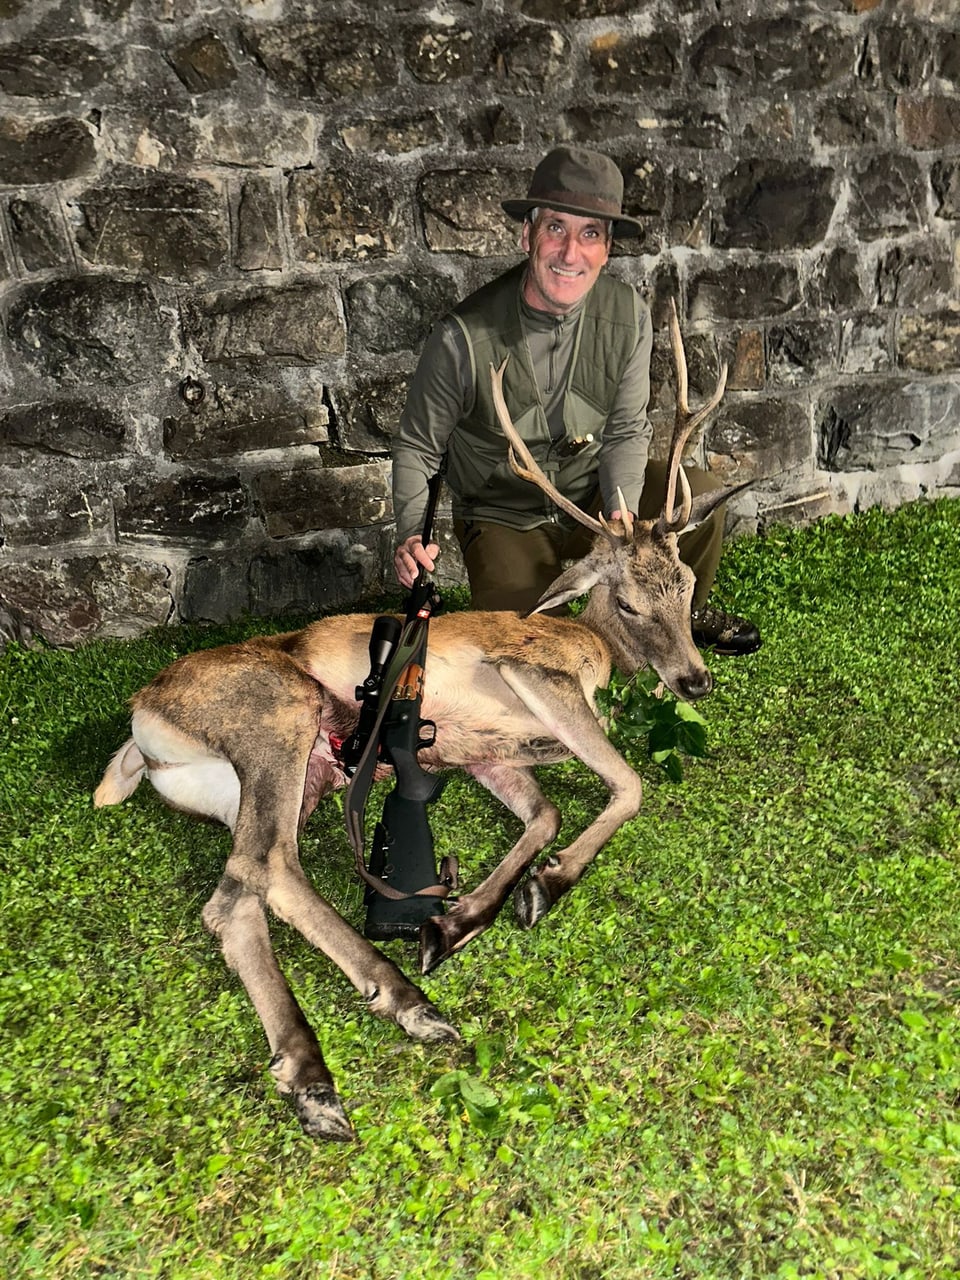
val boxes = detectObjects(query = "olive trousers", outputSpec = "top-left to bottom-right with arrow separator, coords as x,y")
454,461 -> 724,614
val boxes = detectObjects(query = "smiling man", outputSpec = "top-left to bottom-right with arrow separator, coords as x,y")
391,147 -> 760,656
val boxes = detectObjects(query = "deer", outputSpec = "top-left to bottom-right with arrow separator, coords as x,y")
94,301 -> 739,1142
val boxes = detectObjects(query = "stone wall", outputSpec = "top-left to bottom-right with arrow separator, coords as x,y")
1,0 -> 958,646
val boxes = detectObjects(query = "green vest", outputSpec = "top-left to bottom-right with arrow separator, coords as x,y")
445,263 -> 640,529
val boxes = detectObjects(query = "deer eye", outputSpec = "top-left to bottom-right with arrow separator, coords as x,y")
616,596 -> 639,615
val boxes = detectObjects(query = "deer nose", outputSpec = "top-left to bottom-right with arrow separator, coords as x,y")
677,669 -> 713,701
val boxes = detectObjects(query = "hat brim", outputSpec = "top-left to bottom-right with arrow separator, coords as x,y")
501,197 -> 643,239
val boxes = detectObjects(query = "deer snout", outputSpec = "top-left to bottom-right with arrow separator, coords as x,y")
676,668 -> 713,702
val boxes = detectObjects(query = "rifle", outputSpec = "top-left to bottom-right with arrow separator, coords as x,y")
343,472 -> 456,941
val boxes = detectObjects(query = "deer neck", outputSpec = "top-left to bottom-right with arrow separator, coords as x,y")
578,586 -> 641,676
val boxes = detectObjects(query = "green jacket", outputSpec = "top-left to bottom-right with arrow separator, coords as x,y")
393,263 -> 652,538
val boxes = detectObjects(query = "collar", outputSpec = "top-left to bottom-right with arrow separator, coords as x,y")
518,272 -> 586,330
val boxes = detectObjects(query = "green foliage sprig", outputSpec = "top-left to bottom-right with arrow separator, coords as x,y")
595,667 -> 708,781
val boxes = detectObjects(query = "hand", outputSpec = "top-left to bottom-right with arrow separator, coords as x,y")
609,509 -> 636,532
394,535 -> 439,588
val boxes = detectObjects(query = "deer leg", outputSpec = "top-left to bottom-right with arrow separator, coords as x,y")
203,875 -> 354,1142
418,764 -> 561,974
164,657 -> 457,1137
494,662 -> 643,931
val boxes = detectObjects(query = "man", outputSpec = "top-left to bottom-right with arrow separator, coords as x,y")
392,146 -> 760,656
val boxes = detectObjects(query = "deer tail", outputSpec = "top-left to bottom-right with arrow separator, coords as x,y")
94,738 -> 147,807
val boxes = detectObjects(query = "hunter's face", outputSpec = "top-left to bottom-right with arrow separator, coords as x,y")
521,209 -> 611,316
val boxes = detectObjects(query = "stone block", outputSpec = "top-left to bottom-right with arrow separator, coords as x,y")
491,24 -> 569,95
167,31 -> 238,92
588,32 -> 680,94
332,374 -> 409,453
757,488 -> 840,532
655,329 -> 764,405
419,168 -> 517,256
767,320 -> 838,385
897,95 -> 960,148
182,530 -> 386,624
807,246 -> 869,312
193,108 -> 316,169
345,273 -> 459,356
812,95 -> 889,148
691,19 -> 852,90
817,379 -> 960,469
871,24 -> 933,90
705,399 -> 810,483
117,474 -> 249,543
620,157 -> 669,251
256,460 -> 391,537
877,243 -> 954,306
667,170 -> 710,250
288,166 -> 400,262
839,314 -> 892,374
239,21 -> 397,99
341,112 -> 444,155
625,105 -> 727,151
0,555 -> 173,646
0,39 -> 107,96
739,101 -> 795,148
849,154 -> 928,239
163,377 -> 329,460
183,284 -> 345,364
459,105 -> 524,149
236,175 -> 283,272
404,26 -> 475,83
939,30 -> 960,87
0,116 -> 96,184
72,170 -> 230,280
688,261 -> 801,322
717,159 -> 836,251
5,278 -> 177,386
109,107 -> 317,170
898,311 -> 960,373
6,196 -> 72,272
0,484 -> 113,546
0,399 -> 125,461
521,0 -> 637,15
931,159 -> 960,216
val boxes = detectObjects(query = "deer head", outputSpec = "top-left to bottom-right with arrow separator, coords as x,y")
490,299 -> 740,702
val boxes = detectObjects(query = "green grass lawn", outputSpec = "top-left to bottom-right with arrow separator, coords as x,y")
2,499 -> 959,1279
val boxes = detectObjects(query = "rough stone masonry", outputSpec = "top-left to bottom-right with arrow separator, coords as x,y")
0,0 -> 958,646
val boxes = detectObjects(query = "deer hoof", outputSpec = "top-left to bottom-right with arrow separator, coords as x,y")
397,998 -> 460,1044
419,915 -> 453,975
514,875 -> 551,930
293,1083 -> 355,1143
419,911 -> 487,976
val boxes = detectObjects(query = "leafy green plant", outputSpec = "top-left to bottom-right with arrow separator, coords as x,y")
596,666 -> 708,780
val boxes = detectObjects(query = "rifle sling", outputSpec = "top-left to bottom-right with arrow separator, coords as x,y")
344,614 -> 455,903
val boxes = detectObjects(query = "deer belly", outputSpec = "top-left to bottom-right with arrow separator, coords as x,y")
132,710 -> 241,830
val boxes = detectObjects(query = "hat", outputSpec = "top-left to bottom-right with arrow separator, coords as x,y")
501,146 -> 643,239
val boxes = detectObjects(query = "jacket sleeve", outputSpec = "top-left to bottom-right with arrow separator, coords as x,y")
596,301 -> 653,516
391,319 -> 474,542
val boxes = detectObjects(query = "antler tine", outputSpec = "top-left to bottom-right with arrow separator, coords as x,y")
660,298 -> 728,533
489,358 -> 617,544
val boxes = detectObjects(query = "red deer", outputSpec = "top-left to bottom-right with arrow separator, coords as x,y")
94,302 -> 739,1141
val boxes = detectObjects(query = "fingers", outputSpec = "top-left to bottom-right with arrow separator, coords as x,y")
394,537 -> 439,587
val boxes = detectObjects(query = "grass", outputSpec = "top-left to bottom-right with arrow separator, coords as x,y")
1,498 -> 959,1279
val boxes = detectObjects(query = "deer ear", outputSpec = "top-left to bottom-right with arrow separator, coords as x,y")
523,559 -> 603,616
683,479 -> 752,532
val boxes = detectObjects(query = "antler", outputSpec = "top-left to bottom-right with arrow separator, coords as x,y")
659,298 -> 728,534
490,358 -> 620,545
